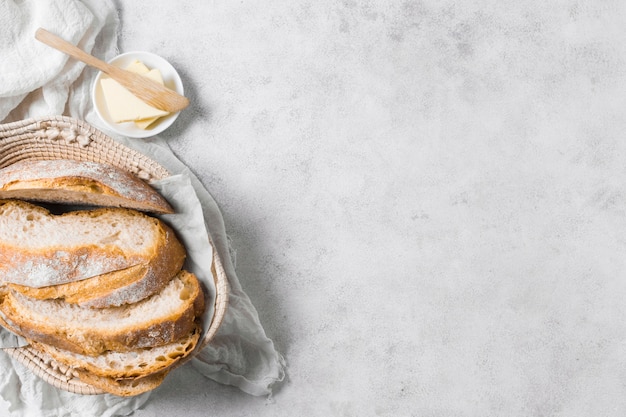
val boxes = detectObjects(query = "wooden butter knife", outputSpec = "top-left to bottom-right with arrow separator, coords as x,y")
35,28 -> 189,113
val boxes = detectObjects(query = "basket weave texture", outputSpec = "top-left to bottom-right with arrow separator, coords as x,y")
0,115 -> 229,395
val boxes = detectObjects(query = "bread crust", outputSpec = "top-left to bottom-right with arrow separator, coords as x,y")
0,270 -> 205,356
0,159 -> 173,214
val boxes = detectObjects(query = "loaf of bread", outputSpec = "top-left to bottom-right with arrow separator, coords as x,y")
0,159 -> 173,214
0,159 -> 209,396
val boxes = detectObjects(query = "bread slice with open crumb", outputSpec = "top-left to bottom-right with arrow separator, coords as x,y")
21,341 -> 174,396
0,200 -> 184,299
30,325 -> 201,380
7,218 -> 186,308
75,367 -> 170,397
0,159 -> 173,214
0,270 -> 205,356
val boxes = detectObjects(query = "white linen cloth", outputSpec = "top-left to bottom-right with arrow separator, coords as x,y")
0,1 -> 286,416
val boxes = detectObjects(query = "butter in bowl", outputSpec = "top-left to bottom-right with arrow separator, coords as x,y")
92,51 -> 185,138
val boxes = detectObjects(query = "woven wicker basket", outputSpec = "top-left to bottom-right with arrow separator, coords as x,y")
0,115 -> 229,395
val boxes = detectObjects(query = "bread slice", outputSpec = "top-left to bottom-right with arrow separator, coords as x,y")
0,270 -> 205,356
30,326 -> 201,380
0,199 -> 179,289
74,368 -> 170,397
13,342 -> 172,396
0,159 -> 173,214
6,219 -> 186,308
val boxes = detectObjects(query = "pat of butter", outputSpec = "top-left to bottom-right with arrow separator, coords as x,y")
133,68 -> 167,129
126,60 -> 150,74
100,60 -> 169,125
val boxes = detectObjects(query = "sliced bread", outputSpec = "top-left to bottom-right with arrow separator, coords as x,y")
74,367 -> 170,397
6,218 -> 186,308
0,270 -> 205,356
0,199 -> 179,288
30,326 -> 201,380
0,159 -> 173,213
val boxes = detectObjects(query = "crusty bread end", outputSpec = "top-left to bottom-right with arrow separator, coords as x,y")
0,159 -> 173,214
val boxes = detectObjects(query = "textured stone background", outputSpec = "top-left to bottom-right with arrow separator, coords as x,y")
119,1 -> 626,416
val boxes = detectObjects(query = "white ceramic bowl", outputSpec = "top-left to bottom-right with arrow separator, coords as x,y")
92,51 -> 184,138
